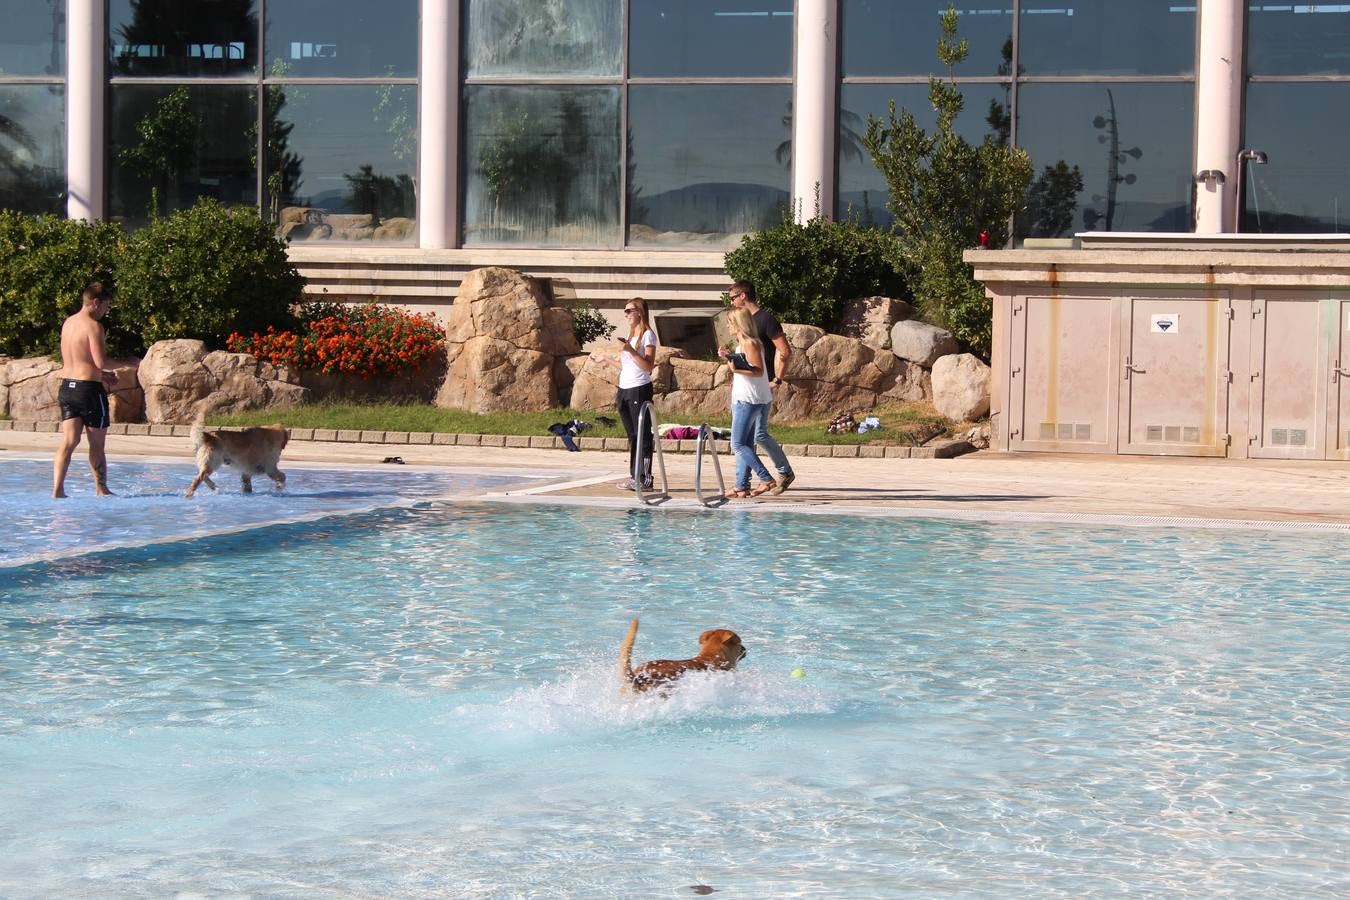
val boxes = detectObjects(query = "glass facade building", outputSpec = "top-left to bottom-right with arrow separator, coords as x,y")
1,1 -> 1347,246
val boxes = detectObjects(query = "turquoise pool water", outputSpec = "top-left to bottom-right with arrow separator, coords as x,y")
0,460 -> 1346,897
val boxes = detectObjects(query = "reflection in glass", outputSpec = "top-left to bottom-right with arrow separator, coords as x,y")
1247,5 -> 1350,76
837,83 -> 1008,225
463,86 -> 619,247
264,0 -> 418,78
0,85 -> 65,214
109,85 -> 256,226
267,85 -> 418,243
109,0 -> 258,76
1019,1 -> 1193,76
630,0 -> 792,78
0,0 -> 64,76
464,0 -> 620,78
627,85 -> 792,246
841,0 -> 1012,78
1016,83 -> 1193,234
1242,84 -> 1350,233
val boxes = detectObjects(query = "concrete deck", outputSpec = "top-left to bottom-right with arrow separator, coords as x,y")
6,429 -> 1349,531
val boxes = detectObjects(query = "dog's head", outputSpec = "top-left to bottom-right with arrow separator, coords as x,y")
696,628 -> 746,670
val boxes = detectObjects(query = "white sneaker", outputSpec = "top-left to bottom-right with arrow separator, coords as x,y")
615,478 -> 635,491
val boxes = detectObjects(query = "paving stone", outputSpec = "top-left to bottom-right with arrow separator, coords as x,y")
455,433 -> 481,446
858,445 -> 885,459
384,431 -> 411,444
480,434 -> 506,447
408,432 -> 433,445
127,424 -> 150,435
0,420 -> 12,430
884,446 -> 912,458
312,428 -> 337,442
149,424 -> 174,436
290,428 -> 315,441
431,432 -> 455,445
336,430 -> 362,443
831,445 -> 860,458
359,430 -> 386,443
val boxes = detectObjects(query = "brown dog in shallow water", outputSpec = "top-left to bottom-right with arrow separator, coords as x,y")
618,617 -> 746,694
186,403 -> 289,498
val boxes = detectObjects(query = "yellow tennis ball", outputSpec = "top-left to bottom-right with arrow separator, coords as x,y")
790,667 -> 807,679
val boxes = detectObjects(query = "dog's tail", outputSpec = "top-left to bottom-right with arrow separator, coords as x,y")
618,617 -> 639,694
190,393 -> 228,450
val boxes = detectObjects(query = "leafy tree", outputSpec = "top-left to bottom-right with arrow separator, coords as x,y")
118,86 -> 200,216
862,4 -> 1032,359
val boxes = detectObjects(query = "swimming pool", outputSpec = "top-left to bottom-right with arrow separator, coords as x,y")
1,460 -> 1346,896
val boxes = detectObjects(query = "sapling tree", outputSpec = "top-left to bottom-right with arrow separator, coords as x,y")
862,4 -> 1032,359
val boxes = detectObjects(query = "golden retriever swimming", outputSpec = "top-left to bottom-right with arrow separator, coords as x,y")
187,403 -> 289,498
618,617 -> 746,695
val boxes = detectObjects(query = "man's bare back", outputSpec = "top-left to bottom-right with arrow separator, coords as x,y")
59,303 -> 110,381
52,282 -> 115,498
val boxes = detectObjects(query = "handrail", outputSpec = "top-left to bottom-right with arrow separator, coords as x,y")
693,424 -> 728,507
633,400 -> 670,505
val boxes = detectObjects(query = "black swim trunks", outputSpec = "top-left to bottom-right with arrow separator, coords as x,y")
58,378 -> 110,429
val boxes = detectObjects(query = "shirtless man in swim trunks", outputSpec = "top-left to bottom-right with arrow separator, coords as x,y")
52,282 -> 117,498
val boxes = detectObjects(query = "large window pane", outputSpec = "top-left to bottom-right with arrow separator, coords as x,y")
1015,83 -> 1194,235
630,0 -> 792,78
837,82 -> 1008,226
109,0 -> 258,77
1248,5 -> 1350,76
266,85 -> 417,243
463,86 -> 620,247
0,0 -> 64,76
0,85 -> 64,215
842,0 -> 1012,78
265,0 -> 418,78
1242,84 -> 1350,233
627,84 -> 791,246
109,85 -> 256,226
464,0 -> 620,78
1019,1 -> 1193,76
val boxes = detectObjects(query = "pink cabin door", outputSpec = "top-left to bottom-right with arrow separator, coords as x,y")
1007,293 -> 1120,453
1329,297 -> 1350,461
1117,293 -> 1231,457
1247,294 -> 1329,460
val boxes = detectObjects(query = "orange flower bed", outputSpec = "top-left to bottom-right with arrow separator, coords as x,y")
228,302 -> 445,380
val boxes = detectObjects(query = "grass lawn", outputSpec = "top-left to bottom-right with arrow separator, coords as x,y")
213,401 -> 957,446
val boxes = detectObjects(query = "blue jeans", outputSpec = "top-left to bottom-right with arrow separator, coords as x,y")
751,402 -> 792,477
731,401 -> 773,489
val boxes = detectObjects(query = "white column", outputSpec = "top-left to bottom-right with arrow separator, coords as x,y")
791,0 -> 838,221
66,0 -> 104,221
418,0 -> 460,248
1193,0 -> 1244,233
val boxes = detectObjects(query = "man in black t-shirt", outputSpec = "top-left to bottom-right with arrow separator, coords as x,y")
729,280 -> 796,494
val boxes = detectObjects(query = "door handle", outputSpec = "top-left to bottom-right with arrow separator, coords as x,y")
1124,358 -> 1146,379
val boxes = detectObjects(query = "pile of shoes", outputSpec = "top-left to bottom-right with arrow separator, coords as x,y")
826,413 -> 857,435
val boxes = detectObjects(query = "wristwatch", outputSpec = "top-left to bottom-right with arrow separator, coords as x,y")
771,376 -> 783,385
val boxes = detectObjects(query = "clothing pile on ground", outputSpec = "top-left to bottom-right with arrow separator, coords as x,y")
856,416 -> 882,434
657,423 -> 731,441
546,418 -> 591,451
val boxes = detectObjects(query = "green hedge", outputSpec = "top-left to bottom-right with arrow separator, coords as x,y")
0,211 -> 126,357
0,200 -> 304,359
723,210 -> 908,330
115,200 -> 303,349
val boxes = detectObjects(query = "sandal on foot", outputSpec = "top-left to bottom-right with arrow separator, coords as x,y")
750,480 -> 777,497
724,488 -> 752,500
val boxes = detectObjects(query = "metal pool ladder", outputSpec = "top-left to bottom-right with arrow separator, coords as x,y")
693,424 -> 728,507
633,401 -> 670,505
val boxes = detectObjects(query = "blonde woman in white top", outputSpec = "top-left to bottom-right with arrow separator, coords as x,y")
613,297 -> 657,490
718,306 -> 776,498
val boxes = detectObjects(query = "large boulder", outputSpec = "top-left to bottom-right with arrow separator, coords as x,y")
890,320 -> 959,367
568,346 -> 690,412
139,340 -> 306,423
435,267 -> 583,412
835,296 -> 914,349
2,356 -> 143,423
932,353 -> 991,422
